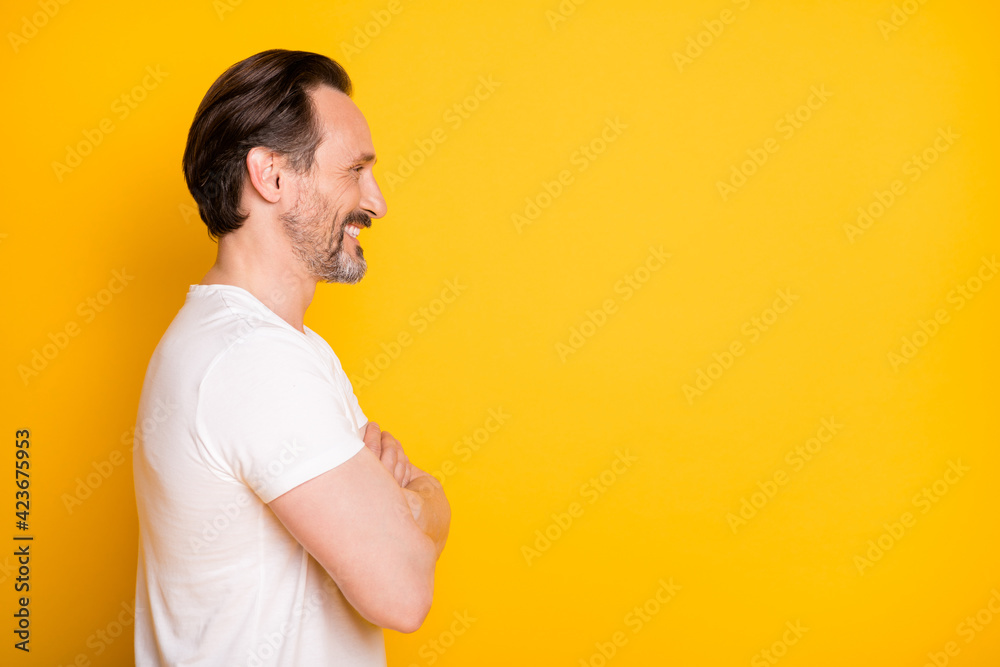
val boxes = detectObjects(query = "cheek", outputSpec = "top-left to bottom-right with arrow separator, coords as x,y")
325,179 -> 362,211
331,172 -> 357,192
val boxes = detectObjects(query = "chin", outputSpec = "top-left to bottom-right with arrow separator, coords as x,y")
320,261 -> 367,285
326,273 -> 365,285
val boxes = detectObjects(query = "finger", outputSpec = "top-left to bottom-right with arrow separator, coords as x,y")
380,447 -> 398,473
376,430 -> 407,484
380,430 -> 396,450
396,449 -> 410,486
394,454 -> 409,485
363,422 -> 382,457
393,448 -> 409,485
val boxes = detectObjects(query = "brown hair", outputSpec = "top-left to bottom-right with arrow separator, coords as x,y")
182,49 -> 353,238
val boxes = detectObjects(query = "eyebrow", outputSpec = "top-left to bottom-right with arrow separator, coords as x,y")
350,152 -> 377,167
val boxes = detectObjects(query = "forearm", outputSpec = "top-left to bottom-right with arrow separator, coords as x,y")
362,421 -> 451,559
403,474 -> 451,558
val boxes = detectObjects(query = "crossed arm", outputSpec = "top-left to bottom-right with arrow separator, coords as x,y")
267,422 -> 451,633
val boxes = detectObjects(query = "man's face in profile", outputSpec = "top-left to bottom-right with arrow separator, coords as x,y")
279,85 -> 386,284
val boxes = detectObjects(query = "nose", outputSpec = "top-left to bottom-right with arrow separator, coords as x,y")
361,171 -> 388,220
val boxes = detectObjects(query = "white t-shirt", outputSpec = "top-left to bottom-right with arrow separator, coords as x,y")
133,283 -> 386,666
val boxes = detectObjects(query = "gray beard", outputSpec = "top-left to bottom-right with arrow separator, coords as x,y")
279,192 -> 367,285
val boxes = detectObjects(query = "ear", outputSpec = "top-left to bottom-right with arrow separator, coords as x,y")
246,147 -> 283,204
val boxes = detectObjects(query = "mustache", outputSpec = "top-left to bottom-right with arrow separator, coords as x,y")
343,211 -> 372,229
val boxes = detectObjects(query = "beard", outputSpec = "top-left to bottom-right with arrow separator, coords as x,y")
279,180 -> 371,284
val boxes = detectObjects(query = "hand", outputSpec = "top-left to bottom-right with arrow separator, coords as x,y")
362,423 -> 450,557
402,487 -> 424,522
362,421 -> 413,487
402,476 -> 450,557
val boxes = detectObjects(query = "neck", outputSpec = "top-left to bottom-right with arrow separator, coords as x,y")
199,221 -> 316,333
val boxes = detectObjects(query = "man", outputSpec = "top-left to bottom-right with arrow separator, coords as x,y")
132,49 -> 451,666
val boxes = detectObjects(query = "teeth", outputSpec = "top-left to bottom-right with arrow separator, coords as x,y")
345,224 -> 360,238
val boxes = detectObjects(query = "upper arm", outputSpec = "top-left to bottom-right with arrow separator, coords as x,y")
200,329 -> 435,631
267,443 -> 438,633
200,329 -> 365,499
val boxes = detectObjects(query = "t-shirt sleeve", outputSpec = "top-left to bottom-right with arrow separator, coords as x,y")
311,330 -> 368,437
197,327 -> 366,503
342,373 -> 368,437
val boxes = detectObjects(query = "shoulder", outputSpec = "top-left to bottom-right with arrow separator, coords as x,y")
303,326 -> 346,371
206,324 -> 333,393
196,323 -> 363,500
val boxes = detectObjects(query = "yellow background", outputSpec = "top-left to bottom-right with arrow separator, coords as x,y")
2,0 -> 998,664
